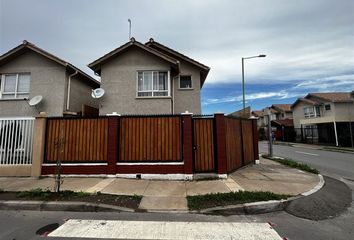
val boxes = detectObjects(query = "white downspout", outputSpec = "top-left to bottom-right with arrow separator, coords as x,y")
66,70 -> 78,110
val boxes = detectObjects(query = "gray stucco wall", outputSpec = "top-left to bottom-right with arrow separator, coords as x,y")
98,46 -> 203,115
292,102 -> 309,128
0,50 -> 66,117
173,60 -> 201,114
99,46 -> 174,115
67,74 -> 99,113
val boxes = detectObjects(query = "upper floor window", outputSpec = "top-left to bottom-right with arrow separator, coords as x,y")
0,73 -> 31,99
303,106 -> 321,118
137,71 -> 169,97
179,75 -> 192,89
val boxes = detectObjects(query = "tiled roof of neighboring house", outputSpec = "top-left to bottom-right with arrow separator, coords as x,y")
271,104 -> 292,112
271,118 -> 294,127
269,107 -> 278,113
291,97 -> 322,108
228,106 -> 251,118
0,40 -> 100,86
308,92 -> 354,103
88,38 -> 180,75
252,110 -> 264,117
145,38 -> 210,87
291,91 -> 354,108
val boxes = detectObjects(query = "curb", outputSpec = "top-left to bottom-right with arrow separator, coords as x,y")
197,174 -> 325,215
0,200 -> 135,213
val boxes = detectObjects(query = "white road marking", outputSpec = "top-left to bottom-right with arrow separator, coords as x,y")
295,151 -> 319,156
49,219 -> 283,240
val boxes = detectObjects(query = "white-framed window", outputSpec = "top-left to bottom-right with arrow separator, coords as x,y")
0,73 -> 31,99
303,106 -> 321,118
179,75 -> 192,89
137,71 -> 169,97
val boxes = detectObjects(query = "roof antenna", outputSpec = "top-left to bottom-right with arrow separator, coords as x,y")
128,19 -> 132,39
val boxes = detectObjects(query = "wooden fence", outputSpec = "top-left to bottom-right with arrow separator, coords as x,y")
42,114 -> 258,175
119,116 -> 182,162
224,117 -> 256,172
193,118 -> 215,172
45,118 -> 108,162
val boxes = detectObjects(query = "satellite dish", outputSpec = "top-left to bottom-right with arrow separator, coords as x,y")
28,95 -> 43,106
91,88 -> 105,99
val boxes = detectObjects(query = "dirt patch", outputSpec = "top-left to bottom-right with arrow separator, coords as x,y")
0,191 -> 141,210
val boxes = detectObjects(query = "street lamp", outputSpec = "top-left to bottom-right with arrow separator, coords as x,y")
241,55 -> 266,115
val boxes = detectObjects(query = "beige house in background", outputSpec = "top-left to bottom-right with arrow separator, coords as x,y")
252,104 -> 293,128
0,41 -> 100,117
88,38 -> 210,115
291,92 -> 354,147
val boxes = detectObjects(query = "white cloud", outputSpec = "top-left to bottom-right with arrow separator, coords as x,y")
203,90 -> 295,105
0,0 -> 352,92
293,75 -> 354,92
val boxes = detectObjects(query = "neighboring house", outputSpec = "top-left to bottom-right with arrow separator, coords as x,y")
251,110 -> 264,128
252,105 -> 290,127
291,92 -> 354,147
271,104 -> 293,120
252,107 -> 279,127
271,118 -> 295,142
0,40 -> 100,117
88,38 -> 210,115
252,104 -> 294,141
228,106 -> 251,118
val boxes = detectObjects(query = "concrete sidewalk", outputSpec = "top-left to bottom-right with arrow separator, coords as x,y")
0,157 -> 319,212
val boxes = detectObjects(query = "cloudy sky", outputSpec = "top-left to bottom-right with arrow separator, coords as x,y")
1,0 -> 353,114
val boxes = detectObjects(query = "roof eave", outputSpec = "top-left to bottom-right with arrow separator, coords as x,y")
145,41 -> 210,72
88,40 -> 179,73
0,41 -> 99,87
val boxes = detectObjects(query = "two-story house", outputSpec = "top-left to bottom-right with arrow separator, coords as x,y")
291,92 -> 354,147
88,38 -> 210,115
252,104 -> 294,141
252,104 -> 293,127
271,104 -> 293,120
0,41 -> 100,117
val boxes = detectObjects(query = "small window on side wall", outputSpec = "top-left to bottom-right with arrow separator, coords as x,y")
179,75 -> 192,89
325,104 -> 331,110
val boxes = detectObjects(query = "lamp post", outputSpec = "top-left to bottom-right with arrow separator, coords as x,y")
241,55 -> 266,116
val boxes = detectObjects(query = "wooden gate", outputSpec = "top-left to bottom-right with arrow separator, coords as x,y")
193,118 -> 215,172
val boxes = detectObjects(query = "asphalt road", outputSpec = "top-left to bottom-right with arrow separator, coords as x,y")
259,141 -> 354,183
0,208 -> 353,240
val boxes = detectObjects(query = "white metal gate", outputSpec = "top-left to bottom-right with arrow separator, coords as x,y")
0,117 -> 34,165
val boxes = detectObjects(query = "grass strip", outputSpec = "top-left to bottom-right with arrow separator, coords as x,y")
16,188 -> 91,200
187,191 -> 291,210
262,154 -> 319,174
